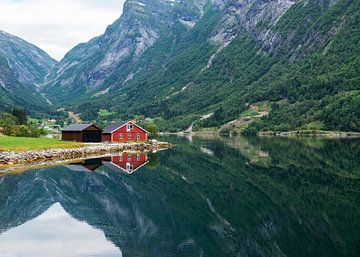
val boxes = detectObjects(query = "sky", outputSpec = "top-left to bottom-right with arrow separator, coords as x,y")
0,0 -> 126,60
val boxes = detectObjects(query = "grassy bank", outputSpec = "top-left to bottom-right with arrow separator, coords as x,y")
0,135 -> 83,152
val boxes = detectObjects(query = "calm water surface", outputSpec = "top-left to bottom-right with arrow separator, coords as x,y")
0,136 -> 359,257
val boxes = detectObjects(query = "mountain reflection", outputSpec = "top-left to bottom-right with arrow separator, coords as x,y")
0,137 -> 359,257
0,203 -> 122,257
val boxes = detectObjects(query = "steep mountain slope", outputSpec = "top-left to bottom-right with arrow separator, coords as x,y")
0,31 -> 57,85
0,31 -> 57,114
0,55 -> 48,114
43,0 -> 360,132
43,0 -> 208,103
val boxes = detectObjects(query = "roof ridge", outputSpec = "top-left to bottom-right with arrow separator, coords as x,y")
102,121 -> 129,134
62,123 -> 101,132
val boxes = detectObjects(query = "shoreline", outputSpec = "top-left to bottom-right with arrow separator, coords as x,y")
257,131 -> 360,138
160,130 -> 360,138
0,141 -> 172,172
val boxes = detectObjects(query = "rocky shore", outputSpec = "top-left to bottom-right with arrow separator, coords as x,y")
0,141 -> 172,172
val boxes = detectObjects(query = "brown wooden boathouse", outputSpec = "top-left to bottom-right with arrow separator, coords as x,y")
61,124 -> 102,143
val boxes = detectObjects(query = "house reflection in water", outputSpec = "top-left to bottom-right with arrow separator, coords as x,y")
102,152 -> 149,174
64,158 -> 103,172
64,152 -> 149,174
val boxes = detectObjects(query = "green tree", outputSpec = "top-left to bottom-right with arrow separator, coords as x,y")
145,122 -> 159,139
0,113 -> 17,134
11,108 -> 27,125
8,125 -> 30,137
146,153 -> 160,170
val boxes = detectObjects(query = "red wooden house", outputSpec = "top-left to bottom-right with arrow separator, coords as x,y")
102,152 -> 149,174
102,121 -> 148,143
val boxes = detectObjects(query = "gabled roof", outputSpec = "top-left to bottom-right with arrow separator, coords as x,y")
102,121 -> 128,134
102,121 -> 149,134
63,165 -> 92,172
102,160 -> 149,174
62,124 -> 101,132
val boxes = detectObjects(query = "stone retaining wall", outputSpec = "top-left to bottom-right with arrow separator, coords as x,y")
0,141 -> 172,167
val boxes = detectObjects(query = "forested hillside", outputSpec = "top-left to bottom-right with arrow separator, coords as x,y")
0,0 -> 353,133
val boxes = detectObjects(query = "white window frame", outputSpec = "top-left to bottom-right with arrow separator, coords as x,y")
126,163 -> 133,171
136,133 -> 140,140
126,123 -> 133,132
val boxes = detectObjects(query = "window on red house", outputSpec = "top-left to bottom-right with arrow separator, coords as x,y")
119,133 -> 123,140
128,133 -> 131,139
126,163 -> 133,171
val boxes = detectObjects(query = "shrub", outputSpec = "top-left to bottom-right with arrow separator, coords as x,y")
145,122 -> 159,139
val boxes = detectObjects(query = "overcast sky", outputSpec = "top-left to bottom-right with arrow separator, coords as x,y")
0,0 -> 126,60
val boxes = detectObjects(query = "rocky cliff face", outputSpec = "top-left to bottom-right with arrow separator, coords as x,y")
44,0 -> 208,102
210,0 -> 295,48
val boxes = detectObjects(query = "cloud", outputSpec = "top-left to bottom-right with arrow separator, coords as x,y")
0,0 -> 126,60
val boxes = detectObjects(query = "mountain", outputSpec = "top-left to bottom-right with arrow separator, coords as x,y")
0,30 -> 57,85
0,55 -> 50,114
42,0 -> 360,132
0,31 -> 57,114
43,0 -> 208,103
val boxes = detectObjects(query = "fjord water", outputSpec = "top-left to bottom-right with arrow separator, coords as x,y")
0,136 -> 359,257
